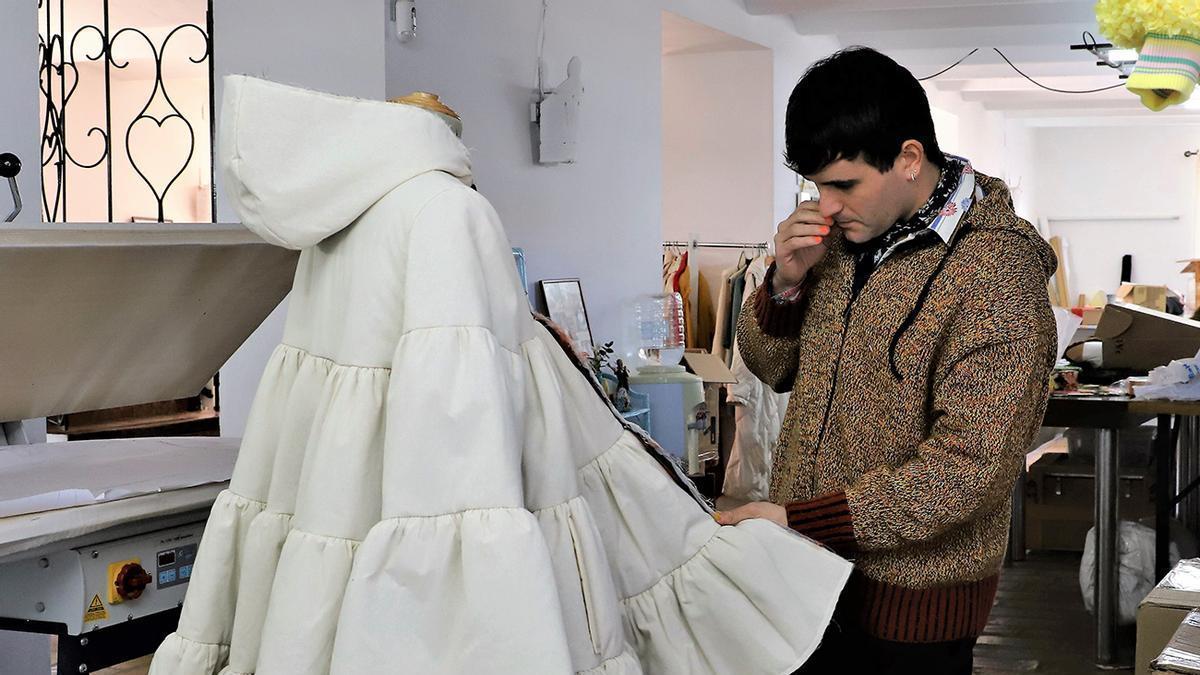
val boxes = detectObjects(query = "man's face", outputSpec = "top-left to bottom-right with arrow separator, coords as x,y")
805,156 -> 911,244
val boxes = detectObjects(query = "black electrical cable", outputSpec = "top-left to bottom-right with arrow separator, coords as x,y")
915,41 -> 1127,93
916,48 -> 979,81
992,47 -> 1125,93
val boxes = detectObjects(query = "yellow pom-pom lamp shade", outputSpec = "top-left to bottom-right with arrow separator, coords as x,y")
1095,0 -> 1200,110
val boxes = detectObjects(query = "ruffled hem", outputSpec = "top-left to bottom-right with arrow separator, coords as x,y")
149,633 -> 229,675
621,519 -> 850,675
327,507 -> 576,673
576,433 -> 720,596
225,510 -> 292,673
253,528 -> 358,673
159,331 -> 847,675
579,648 -> 642,674
170,490 -> 264,648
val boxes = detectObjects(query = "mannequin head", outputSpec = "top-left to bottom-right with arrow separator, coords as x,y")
389,91 -> 463,138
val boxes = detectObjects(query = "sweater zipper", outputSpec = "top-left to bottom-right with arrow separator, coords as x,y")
811,279 -> 861,493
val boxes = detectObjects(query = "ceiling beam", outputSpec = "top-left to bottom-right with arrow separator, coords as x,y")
744,0 -> 1089,15
1019,114 -> 1200,127
967,96 -> 1144,110
833,24 -> 1100,52
787,2 -> 1094,35
937,75 -> 1125,92
1007,107 -> 1200,118
914,60 -> 1111,81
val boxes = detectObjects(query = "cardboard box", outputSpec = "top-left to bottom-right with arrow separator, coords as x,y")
1153,610 -> 1200,673
1025,452 -> 1152,552
1180,260 -> 1200,311
1139,560 -> 1200,675
1119,284 -> 1171,313
1092,303 -> 1200,372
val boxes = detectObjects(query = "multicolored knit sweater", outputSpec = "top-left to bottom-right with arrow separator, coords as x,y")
736,173 -> 1057,643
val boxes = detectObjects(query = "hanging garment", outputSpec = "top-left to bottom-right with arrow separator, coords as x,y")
724,256 -> 751,365
662,249 -> 680,293
691,266 -> 715,353
150,76 -> 849,675
709,265 -> 736,363
723,256 -> 790,503
674,252 -> 696,349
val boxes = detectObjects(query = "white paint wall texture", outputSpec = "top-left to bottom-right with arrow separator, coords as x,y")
1035,125 -> 1200,303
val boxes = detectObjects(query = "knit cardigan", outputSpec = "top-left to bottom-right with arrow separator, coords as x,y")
736,174 -> 1057,643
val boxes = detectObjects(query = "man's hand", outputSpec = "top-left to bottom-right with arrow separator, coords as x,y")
773,200 -> 834,291
714,502 -> 787,528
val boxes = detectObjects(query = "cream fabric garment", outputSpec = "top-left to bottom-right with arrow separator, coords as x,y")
723,256 -> 790,503
150,76 -> 849,675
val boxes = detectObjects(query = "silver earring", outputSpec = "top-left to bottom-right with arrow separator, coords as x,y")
909,171 -> 918,182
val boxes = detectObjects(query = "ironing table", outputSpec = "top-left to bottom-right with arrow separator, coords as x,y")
0,223 -> 297,674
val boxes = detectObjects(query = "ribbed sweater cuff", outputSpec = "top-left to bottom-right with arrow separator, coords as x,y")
785,491 -> 856,556
753,264 -> 806,338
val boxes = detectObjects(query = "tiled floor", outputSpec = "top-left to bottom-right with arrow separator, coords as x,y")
49,552 -> 1124,675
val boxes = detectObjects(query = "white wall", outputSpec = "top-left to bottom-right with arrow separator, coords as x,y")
0,1 -> 40,226
663,46 -> 774,246
1035,125 -> 1200,304
385,0 -> 837,358
1003,118 -> 1039,225
925,86 -> 1040,225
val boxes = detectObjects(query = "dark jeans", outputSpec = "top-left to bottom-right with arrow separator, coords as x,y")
794,617 -> 977,675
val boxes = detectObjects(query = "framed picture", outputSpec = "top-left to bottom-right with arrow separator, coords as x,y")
539,278 -> 595,356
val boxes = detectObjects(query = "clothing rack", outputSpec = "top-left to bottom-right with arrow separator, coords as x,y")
662,240 -> 768,250
662,239 -> 769,358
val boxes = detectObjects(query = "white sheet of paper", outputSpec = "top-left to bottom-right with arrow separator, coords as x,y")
0,437 -> 238,519
1053,306 -> 1083,360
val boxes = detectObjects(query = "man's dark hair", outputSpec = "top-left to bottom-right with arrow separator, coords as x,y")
784,46 -> 945,176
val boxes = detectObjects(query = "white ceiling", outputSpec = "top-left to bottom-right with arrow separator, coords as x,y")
742,0 -> 1200,126
662,11 -> 769,56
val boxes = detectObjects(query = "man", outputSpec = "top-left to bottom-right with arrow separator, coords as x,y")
716,47 -> 1057,674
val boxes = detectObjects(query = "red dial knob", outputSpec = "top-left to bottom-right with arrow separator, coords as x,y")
114,562 -> 152,600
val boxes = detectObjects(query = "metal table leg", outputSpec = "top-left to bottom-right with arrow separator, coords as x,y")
1010,463 -> 1027,564
1156,415 -> 1174,582
1095,428 -> 1119,668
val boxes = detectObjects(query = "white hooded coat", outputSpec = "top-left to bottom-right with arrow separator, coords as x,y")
150,75 -> 850,675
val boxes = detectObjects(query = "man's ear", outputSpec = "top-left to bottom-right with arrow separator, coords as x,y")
896,139 -> 926,178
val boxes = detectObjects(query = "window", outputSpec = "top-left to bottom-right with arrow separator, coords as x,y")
39,0 -> 214,224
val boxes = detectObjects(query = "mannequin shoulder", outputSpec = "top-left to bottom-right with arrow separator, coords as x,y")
374,173 -> 488,222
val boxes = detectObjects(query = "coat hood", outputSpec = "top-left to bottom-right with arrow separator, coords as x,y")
970,173 -> 1058,280
218,75 -> 473,249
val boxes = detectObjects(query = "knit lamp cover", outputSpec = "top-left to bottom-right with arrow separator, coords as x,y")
1096,0 -> 1200,111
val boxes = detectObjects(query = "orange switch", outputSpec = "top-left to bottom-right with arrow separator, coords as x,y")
107,558 -> 151,604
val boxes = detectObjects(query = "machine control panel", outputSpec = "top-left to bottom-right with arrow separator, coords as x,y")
155,543 -> 197,590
